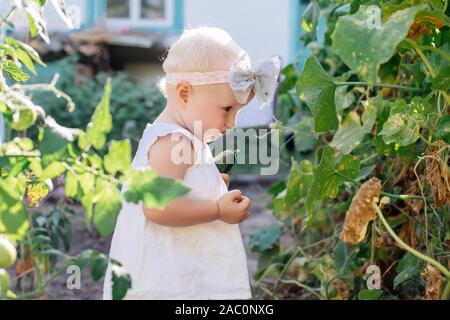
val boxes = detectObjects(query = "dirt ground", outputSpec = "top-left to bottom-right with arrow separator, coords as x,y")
40,179 -> 278,300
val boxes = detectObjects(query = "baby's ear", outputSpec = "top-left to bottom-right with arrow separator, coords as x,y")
176,81 -> 192,104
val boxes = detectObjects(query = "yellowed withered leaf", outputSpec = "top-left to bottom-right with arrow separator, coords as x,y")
340,177 -> 382,244
422,264 -> 445,300
425,142 -> 450,207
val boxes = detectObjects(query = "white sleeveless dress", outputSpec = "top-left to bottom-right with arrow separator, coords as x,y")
102,122 -> 252,300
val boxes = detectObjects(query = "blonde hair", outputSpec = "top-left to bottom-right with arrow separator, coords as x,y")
157,26 -> 244,97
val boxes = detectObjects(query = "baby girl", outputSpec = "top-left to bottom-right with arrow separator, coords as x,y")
103,26 -> 281,300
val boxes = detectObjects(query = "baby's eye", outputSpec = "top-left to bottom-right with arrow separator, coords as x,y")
223,106 -> 233,112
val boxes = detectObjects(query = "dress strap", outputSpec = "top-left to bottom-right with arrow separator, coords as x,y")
132,121 -> 206,168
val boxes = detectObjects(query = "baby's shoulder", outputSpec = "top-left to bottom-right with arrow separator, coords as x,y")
146,131 -> 196,179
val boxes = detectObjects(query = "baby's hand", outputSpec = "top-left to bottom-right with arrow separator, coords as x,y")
217,190 -> 251,224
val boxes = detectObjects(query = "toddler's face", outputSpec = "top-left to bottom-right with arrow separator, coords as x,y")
181,83 -> 255,142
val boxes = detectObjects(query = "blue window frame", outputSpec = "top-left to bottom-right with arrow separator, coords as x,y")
85,0 -> 184,34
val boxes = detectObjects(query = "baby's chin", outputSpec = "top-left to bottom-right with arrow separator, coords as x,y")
203,129 -> 225,143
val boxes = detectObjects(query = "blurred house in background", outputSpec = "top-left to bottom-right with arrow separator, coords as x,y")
2,0 -> 313,128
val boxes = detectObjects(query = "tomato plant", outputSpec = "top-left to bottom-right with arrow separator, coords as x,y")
252,0 -> 449,300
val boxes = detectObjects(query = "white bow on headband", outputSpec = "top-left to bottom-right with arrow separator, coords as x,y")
165,52 -> 282,108
229,52 -> 282,108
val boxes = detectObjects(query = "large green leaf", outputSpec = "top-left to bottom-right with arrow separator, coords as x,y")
379,114 -> 420,146
93,180 -> 122,237
41,162 -> 66,180
331,5 -> 426,83
393,252 -> 422,289
378,98 -> 431,147
330,101 -> 377,155
104,140 -> 132,175
296,57 -> 338,133
272,159 -> 313,213
249,223 -> 283,253
333,240 -> 356,280
124,169 -> 190,210
78,79 -> 113,150
0,176 -> 29,240
40,116 -> 79,165
305,147 -> 360,226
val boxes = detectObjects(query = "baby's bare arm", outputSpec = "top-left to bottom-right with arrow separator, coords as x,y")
143,196 -> 220,227
142,133 -> 220,227
143,133 -> 251,227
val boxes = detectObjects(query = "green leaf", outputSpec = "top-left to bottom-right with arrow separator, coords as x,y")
278,64 -> 299,95
305,147 -> 360,227
81,194 -> 94,231
93,180 -> 122,237
65,171 -> 79,198
90,252 -> 108,281
292,117 -> 317,153
301,0 -> 320,44
26,4 -> 50,43
296,56 -> 338,133
436,115 -> 450,144
333,240 -> 355,279
16,48 -> 36,75
379,113 -> 420,146
249,223 -> 283,253
432,66 -> 450,91
124,169 -> 190,210
393,252 -> 422,289
3,60 -> 30,82
0,176 -> 29,240
330,102 -> 377,155
111,265 -> 132,300
335,86 -> 356,111
40,117 -> 79,163
73,249 -> 94,269
0,202 -> 29,241
358,289 -> 382,300
78,79 -> 112,150
331,5 -> 426,83
5,38 -> 45,67
104,140 -> 132,175
273,159 -> 313,213
41,162 -> 66,180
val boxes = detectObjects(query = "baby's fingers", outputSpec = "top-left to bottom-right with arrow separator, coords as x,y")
237,196 -> 251,212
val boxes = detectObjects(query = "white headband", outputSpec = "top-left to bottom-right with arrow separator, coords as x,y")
165,52 -> 282,108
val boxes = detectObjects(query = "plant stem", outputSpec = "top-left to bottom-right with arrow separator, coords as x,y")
361,153 -> 378,165
375,203 -> 450,279
380,191 -> 427,201
442,280 -> 450,300
336,81 -> 420,91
